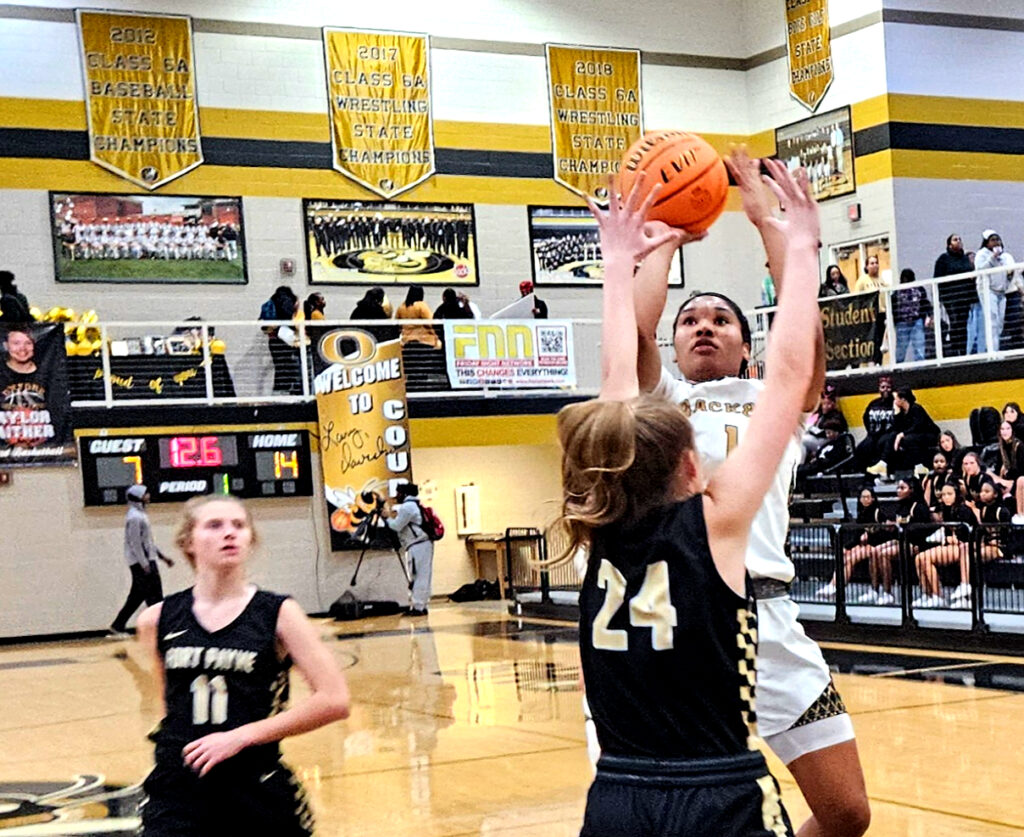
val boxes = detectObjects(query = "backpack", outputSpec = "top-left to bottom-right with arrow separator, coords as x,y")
415,501 -> 444,541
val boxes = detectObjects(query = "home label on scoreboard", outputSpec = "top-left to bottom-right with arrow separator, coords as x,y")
78,430 -> 314,506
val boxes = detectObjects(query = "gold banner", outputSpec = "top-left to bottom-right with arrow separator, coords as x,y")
314,330 -> 413,550
786,0 -> 833,112
77,10 -> 202,189
546,44 -> 642,201
323,29 -> 434,198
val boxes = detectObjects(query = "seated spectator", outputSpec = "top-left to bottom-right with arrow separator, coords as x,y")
796,414 -> 849,487
871,477 -> 932,605
961,477 -> 1012,607
959,450 -> 988,504
819,264 -> 850,298
994,420 -> 1024,523
922,450 -> 953,511
855,375 -> 895,470
802,383 -> 847,461
934,233 -> 975,357
1003,402 -> 1024,440
350,287 -> 398,342
866,388 -> 939,478
892,268 -> 932,363
939,429 -> 966,475
0,271 -> 32,324
816,487 -> 893,603
968,230 -> 1015,354
395,286 -> 440,349
912,483 -> 974,608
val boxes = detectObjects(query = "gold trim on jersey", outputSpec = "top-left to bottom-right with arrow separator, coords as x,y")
735,606 -> 759,750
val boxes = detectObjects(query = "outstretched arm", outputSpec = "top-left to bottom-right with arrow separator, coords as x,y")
726,147 -> 825,409
587,176 -> 683,402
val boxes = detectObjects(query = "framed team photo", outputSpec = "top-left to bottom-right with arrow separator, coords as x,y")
49,192 -> 247,284
303,199 -> 478,286
527,206 -> 684,287
774,105 -> 855,202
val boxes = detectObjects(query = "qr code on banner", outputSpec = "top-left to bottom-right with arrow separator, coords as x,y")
538,326 -> 567,357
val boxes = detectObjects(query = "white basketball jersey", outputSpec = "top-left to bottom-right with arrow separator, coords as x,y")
655,368 -> 799,582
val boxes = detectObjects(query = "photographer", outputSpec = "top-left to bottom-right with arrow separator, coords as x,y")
384,483 -> 434,616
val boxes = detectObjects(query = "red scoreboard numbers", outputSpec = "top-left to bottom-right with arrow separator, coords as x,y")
168,436 -> 225,468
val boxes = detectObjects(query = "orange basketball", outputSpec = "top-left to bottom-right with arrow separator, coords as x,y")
619,131 -> 729,234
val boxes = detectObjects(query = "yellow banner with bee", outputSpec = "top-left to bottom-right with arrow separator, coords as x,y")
546,44 -> 643,202
323,29 -> 434,198
786,0 -> 833,111
76,10 -> 202,190
313,329 -> 413,551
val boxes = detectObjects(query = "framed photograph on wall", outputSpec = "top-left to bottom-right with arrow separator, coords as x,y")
527,206 -> 684,287
50,193 -> 247,284
303,199 -> 478,286
774,105 -> 855,202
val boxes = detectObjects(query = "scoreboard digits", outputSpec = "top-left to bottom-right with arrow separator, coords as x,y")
78,430 -> 313,506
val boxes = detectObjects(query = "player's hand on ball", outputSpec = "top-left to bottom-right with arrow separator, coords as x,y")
644,219 -> 707,248
759,159 -> 820,248
183,730 -> 250,776
586,174 -> 684,266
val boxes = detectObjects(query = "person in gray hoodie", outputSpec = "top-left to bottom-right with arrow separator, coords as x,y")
109,484 -> 173,636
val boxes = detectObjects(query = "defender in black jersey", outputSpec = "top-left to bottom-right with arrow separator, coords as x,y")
558,164 -> 822,835
137,495 -> 349,837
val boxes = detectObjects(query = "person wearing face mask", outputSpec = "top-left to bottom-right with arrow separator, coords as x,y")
969,230 -> 1016,353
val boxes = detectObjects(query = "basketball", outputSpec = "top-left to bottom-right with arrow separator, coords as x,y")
619,130 -> 729,233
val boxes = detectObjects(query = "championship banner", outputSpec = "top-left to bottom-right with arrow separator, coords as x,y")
546,44 -> 643,201
313,329 -> 413,551
0,324 -> 74,466
444,320 -> 576,389
786,0 -> 833,111
821,292 -> 878,370
77,10 -> 202,190
323,28 -> 434,198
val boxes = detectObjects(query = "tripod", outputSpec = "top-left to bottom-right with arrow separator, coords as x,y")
349,504 -> 412,589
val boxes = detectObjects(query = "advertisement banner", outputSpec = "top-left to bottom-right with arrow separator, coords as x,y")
323,28 -> 434,198
0,324 -> 74,466
77,10 -> 203,190
444,320 -> 576,389
821,292 -> 878,370
546,44 -> 642,201
786,0 -> 833,112
314,329 -> 413,551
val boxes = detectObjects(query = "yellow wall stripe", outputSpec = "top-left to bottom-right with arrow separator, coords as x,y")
410,414 -> 558,447
888,93 -> 1024,130
851,94 -> 890,131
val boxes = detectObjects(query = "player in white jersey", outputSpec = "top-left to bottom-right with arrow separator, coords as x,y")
633,149 -> 870,837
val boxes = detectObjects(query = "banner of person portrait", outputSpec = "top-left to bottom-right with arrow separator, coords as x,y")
303,199 -> 477,286
527,205 -> 684,287
775,106 -> 854,202
444,320 -> 577,388
323,28 -> 434,198
785,0 -> 833,111
820,291 -> 878,370
76,9 -> 203,190
0,324 -> 74,466
50,192 -> 247,284
546,44 -> 643,202
313,328 -> 414,551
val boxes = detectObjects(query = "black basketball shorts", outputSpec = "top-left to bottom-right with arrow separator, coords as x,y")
580,750 -> 793,837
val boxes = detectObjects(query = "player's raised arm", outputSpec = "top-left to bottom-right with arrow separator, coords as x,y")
587,175 -> 683,402
704,160 -> 820,589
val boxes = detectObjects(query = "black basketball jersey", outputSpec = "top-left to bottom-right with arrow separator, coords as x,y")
579,495 -> 759,759
155,589 -> 291,757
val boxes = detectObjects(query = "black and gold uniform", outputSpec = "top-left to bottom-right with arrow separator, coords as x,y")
142,589 -> 314,837
579,495 -> 792,836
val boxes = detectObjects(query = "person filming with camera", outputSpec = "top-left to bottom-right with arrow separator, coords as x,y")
384,483 -> 435,617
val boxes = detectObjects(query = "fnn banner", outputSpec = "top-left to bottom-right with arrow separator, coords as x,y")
0,324 -> 74,466
546,44 -> 642,201
77,10 -> 202,190
785,0 -> 833,111
821,292 -> 878,370
323,28 -> 434,198
314,329 -> 413,551
444,320 -> 576,389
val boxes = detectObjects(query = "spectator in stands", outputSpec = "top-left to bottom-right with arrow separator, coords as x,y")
303,292 -> 326,320
434,288 -> 472,321
867,388 -> 938,477
0,271 -> 32,324
801,383 -> 847,461
959,450 -> 987,503
968,230 -> 1016,354
816,487 -> 893,603
395,286 -> 440,349
350,287 -> 397,342
923,450 -> 955,511
995,420 -> 1024,523
871,477 -> 932,606
796,413 -> 849,490
1003,402 -> 1024,440
857,375 -> 895,471
939,430 -> 966,475
854,255 -> 889,363
819,264 -> 850,298
962,477 -> 1012,608
934,233 -> 975,357
912,482 -> 975,608
259,285 -> 301,394
519,280 -> 549,318
457,292 -> 482,319
892,268 -> 932,362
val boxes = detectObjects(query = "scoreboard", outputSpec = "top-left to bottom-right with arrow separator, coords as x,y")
77,429 -> 314,506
